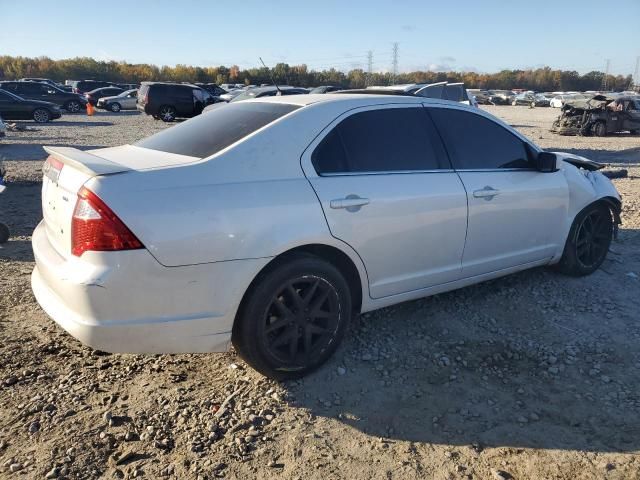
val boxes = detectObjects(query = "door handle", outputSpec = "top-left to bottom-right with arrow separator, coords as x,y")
330,195 -> 370,211
473,186 -> 500,200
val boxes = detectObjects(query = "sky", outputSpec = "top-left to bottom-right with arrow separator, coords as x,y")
1,0 -> 638,76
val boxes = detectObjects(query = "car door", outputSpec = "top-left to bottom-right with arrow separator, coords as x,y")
428,105 -> 568,278
301,104 -> 468,299
0,90 -> 21,118
16,82 -> 48,102
621,99 -> 640,132
123,91 -> 137,109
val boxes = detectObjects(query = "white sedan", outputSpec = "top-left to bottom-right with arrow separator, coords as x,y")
31,94 -> 622,379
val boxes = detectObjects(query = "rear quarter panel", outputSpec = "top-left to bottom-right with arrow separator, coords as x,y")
85,101 -> 358,267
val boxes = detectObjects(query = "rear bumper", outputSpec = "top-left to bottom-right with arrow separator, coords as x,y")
31,221 -> 270,353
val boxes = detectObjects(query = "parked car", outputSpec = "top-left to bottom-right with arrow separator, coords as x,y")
468,89 -> 493,104
229,86 -> 308,103
488,90 -> 516,105
512,92 -> 551,107
309,86 -> 344,94
31,94 -> 621,379
69,80 -> 118,94
218,89 -> 245,102
367,82 -> 476,106
194,83 -> 227,98
0,89 -> 62,122
20,78 -> 69,90
96,89 -> 138,112
85,87 -> 125,106
137,82 -> 215,121
0,81 -> 86,112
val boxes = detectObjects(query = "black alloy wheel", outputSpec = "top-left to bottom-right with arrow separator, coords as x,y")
261,276 -> 340,366
574,210 -> 611,269
233,254 -> 352,379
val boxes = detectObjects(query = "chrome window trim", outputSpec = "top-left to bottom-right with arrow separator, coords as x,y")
318,169 -> 455,177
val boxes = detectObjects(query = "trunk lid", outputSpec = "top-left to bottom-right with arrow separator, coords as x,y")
41,147 -> 131,258
41,146 -> 198,258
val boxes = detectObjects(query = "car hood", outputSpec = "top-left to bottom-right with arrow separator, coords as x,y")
98,95 -> 122,102
552,151 -> 605,171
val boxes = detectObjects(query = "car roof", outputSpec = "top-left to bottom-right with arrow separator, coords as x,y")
246,93 -> 444,108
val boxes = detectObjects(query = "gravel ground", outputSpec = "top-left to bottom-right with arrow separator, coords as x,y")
0,106 -> 639,480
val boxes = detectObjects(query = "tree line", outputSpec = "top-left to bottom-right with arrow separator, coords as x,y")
0,55 -> 634,92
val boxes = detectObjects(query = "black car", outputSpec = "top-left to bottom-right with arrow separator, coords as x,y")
69,80 -> 118,94
137,82 -> 215,122
84,87 -> 124,106
0,81 -> 86,112
194,83 -> 227,98
0,89 -> 62,122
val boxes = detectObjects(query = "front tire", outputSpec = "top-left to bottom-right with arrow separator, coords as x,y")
593,121 -> 607,137
555,203 -> 613,276
64,100 -> 81,113
233,254 -> 352,379
158,105 -> 176,122
33,108 -> 51,123
109,102 -> 121,112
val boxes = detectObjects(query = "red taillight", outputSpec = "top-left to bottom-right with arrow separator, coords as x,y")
71,187 -> 143,257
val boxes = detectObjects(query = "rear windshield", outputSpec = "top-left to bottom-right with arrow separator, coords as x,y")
135,102 -> 300,158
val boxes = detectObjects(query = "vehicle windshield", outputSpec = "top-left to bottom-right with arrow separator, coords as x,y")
135,102 -> 300,158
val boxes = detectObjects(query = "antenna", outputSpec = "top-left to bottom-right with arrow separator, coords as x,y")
259,57 -> 282,95
367,50 -> 373,86
391,43 -> 399,84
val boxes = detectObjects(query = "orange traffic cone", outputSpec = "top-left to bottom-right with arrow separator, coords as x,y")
86,101 -> 95,116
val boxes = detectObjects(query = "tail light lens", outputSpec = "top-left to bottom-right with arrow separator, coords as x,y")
71,187 -> 143,257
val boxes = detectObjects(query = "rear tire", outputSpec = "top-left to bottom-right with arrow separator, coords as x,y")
33,108 -> 51,123
158,105 -> 176,122
554,203 -> 613,276
232,254 -> 352,380
0,223 -> 9,243
593,121 -> 607,137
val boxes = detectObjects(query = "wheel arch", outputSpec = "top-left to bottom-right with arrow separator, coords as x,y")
233,243 -> 367,334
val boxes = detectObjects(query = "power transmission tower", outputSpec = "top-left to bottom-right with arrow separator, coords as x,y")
631,56 -> 640,91
391,42 -> 399,84
600,59 -> 610,91
367,50 -> 373,86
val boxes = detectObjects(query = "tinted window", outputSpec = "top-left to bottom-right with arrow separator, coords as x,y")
18,83 -> 46,95
135,102 -> 300,158
0,83 -> 18,93
312,107 -> 447,174
429,108 -> 530,169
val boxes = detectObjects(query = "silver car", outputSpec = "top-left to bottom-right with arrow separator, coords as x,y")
96,89 -> 138,112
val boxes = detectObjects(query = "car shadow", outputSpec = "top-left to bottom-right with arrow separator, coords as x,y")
282,229 -> 640,453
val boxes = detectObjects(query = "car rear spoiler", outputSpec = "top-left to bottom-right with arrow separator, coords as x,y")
43,146 -> 131,176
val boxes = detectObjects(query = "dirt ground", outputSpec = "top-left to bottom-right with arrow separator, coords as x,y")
0,106 -> 639,480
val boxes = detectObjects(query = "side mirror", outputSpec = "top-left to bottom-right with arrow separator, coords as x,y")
535,152 -> 558,172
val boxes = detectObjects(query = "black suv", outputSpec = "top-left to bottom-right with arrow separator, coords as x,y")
69,80 -> 118,94
137,82 -> 215,122
0,81 -> 87,112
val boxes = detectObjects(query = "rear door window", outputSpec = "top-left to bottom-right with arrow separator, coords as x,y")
135,102 -> 300,158
312,107 -> 448,174
428,107 -> 530,170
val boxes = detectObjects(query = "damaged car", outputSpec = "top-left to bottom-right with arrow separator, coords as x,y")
31,95 -> 622,379
551,95 -> 640,136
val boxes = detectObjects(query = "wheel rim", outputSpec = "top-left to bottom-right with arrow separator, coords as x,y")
67,101 -> 80,112
261,276 -> 341,367
34,109 -> 49,122
112,104 -> 120,112
160,107 -> 174,121
575,211 -> 610,268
